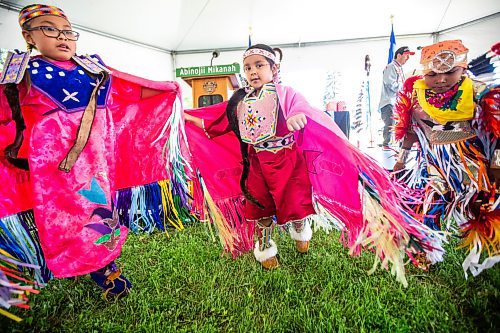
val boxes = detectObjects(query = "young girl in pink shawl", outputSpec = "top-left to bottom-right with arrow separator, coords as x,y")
185,44 -> 444,284
0,4 -> 181,299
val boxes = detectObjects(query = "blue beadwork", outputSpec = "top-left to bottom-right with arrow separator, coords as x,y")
29,55 -> 111,113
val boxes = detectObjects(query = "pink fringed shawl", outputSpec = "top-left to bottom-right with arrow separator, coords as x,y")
0,58 -> 180,277
186,84 -> 441,286
184,102 -> 253,255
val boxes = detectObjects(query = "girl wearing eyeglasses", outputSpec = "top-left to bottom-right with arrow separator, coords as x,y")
21,10 -> 79,62
0,4 -> 183,300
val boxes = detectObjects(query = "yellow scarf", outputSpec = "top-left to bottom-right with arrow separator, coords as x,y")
414,77 -> 474,125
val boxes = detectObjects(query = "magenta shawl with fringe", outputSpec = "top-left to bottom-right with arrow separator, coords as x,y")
185,84 -> 441,286
0,57 -> 180,277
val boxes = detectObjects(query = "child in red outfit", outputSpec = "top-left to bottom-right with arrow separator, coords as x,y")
186,44 -> 315,269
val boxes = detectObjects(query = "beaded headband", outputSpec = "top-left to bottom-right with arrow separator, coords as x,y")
19,4 -> 68,27
243,48 -> 276,63
420,40 -> 468,74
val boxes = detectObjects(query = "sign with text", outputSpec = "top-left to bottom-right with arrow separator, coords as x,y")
176,63 -> 240,78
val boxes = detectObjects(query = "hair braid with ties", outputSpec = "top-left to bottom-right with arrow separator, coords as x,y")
273,48 -> 283,62
226,88 -> 265,209
3,83 -> 29,170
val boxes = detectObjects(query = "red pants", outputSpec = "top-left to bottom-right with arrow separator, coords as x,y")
245,145 -> 315,225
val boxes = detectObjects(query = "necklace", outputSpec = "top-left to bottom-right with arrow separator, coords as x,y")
424,77 -> 464,111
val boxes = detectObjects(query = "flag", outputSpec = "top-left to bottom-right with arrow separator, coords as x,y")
387,23 -> 396,64
248,26 -> 252,48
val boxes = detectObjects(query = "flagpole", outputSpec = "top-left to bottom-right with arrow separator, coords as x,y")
366,55 -> 373,147
248,26 -> 252,48
388,15 -> 396,64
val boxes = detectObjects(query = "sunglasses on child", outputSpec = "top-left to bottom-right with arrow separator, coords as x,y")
25,26 -> 80,41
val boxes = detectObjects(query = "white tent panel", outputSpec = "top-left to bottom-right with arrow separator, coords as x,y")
1,0 -> 499,51
438,15 -> 500,58
0,1 -> 499,103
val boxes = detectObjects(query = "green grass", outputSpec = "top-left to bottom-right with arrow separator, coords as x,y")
1,224 -> 499,332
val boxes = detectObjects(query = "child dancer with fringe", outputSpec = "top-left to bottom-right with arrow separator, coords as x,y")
186,44 -> 314,269
185,44 -> 444,285
0,4 -> 182,299
393,40 -> 499,276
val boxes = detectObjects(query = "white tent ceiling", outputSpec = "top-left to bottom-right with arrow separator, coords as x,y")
1,0 -> 499,53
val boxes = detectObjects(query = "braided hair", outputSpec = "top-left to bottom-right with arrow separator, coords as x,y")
3,83 -> 29,170
225,88 -> 265,209
1,18 -> 34,170
226,44 -> 281,209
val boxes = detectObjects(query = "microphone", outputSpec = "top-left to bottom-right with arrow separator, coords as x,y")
210,50 -> 220,66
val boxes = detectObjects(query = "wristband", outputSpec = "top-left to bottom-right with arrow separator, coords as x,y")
491,149 -> 500,169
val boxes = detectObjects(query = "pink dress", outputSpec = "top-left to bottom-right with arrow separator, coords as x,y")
0,55 -> 180,278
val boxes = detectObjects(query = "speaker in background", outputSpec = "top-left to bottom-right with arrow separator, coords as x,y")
325,101 -> 350,138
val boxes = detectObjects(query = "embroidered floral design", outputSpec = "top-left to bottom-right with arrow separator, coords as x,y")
84,208 -> 121,251
237,83 -> 278,144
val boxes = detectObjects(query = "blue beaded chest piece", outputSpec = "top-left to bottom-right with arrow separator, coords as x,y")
28,55 -> 111,113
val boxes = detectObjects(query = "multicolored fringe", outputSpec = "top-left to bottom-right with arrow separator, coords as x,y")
459,196 -> 500,277
0,248 -> 40,322
355,173 -> 445,287
395,109 -> 499,276
115,179 -> 196,235
476,86 -> 500,142
115,95 -> 201,237
160,97 -> 194,219
195,172 -> 254,258
394,76 -> 421,141
312,172 -> 445,288
468,42 -> 499,87
311,198 -> 345,233
317,166 -> 445,287
0,210 -> 52,284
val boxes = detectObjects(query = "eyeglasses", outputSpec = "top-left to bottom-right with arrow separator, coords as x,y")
25,26 -> 80,41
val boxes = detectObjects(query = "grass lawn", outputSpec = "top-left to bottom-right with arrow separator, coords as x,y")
1,224 -> 499,332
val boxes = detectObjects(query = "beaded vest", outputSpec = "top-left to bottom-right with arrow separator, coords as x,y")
237,83 -> 278,144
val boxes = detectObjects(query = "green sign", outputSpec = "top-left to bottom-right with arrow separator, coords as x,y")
176,63 -> 240,78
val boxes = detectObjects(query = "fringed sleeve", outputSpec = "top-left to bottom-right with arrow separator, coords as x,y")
202,104 -> 232,138
478,86 -> 500,138
0,248 -> 41,322
394,76 -> 421,141
184,102 -> 254,257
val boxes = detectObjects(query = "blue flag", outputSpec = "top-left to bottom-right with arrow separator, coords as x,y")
248,34 -> 252,48
387,24 -> 396,64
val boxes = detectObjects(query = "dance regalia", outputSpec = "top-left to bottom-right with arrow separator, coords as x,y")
394,75 -> 500,276
184,83 -> 444,286
202,84 -> 316,225
0,53 -> 182,279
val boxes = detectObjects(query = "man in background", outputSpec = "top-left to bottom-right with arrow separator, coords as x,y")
378,46 -> 414,149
